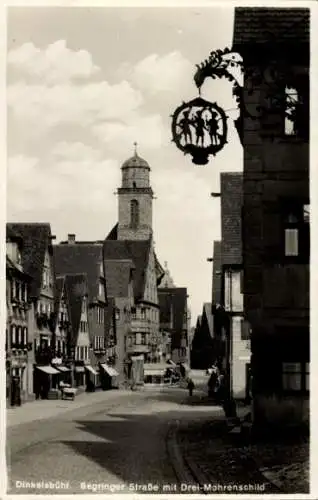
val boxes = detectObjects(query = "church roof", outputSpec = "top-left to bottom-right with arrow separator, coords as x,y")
104,259 -> 135,298
121,153 -> 150,170
103,239 -> 151,301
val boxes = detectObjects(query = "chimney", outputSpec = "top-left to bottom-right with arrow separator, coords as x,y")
68,234 -> 76,244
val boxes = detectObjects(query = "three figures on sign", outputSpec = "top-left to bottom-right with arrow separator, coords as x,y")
177,106 -> 221,147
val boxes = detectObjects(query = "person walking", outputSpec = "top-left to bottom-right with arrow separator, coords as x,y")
187,378 -> 195,397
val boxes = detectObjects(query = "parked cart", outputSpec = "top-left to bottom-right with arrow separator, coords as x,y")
61,387 -> 77,400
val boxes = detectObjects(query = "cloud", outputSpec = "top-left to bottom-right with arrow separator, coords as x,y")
130,51 -> 194,96
93,114 -> 167,152
8,40 -> 100,83
51,141 -> 102,161
7,152 -> 120,215
7,79 -> 143,128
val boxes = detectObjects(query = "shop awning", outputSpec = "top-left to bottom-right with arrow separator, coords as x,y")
75,366 -> 85,373
55,365 -> 71,372
100,364 -> 119,377
36,366 -> 60,375
85,365 -> 98,375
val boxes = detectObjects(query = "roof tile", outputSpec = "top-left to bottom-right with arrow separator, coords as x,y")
54,244 -> 105,304
6,223 -> 53,299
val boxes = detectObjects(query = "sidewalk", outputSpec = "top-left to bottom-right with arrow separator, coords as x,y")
6,389 -> 132,428
176,399 -> 309,494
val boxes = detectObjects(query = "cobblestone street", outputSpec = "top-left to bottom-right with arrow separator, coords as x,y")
7,388 -> 212,494
7,387 -> 309,495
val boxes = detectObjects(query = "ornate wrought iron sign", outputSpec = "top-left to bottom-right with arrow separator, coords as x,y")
171,46 -> 306,162
171,97 -> 228,165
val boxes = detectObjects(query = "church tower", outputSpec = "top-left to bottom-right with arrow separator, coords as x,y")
117,144 -> 153,241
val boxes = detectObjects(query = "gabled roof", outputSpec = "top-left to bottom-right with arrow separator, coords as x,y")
203,302 -> 214,338
104,259 -> 135,298
54,243 -> 105,304
196,315 -> 202,329
6,223 -> 53,299
158,287 -> 187,331
106,224 -> 164,286
212,240 -> 222,306
64,273 -> 88,345
53,276 -> 65,330
220,173 -> 243,266
233,7 -> 310,47
104,296 -> 116,346
6,255 -> 32,280
103,239 -> 151,301
154,253 -> 165,286
106,223 -> 118,241
6,226 -> 23,246
158,287 -> 187,349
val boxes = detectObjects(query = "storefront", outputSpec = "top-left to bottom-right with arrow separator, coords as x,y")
100,363 -> 119,390
34,365 -> 60,399
85,365 -> 98,391
144,363 -> 168,385
74,365 -> 86,387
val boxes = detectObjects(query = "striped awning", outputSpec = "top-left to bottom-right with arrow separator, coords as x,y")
36,366 -> 60,375
100,364 -> 119,377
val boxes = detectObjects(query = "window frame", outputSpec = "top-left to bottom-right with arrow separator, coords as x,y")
282,361 -> 309,394
282,200 -> 310,262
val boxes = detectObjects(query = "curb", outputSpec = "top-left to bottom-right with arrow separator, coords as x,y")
166,421 -> 195,486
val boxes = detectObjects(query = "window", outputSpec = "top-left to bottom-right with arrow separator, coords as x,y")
11,325 -> 17,345
24,283 -> 28,302
282,362 -> 301,390
11,280 -> 16,300
141,334 -> 146,345
136,333 -> 141,345
127,336 -> 132,348
42,268 -> 47,288
140,308 -> 146,320
285,86 -> 298,135
282,362 -> 309,392
131,307 -> 136,319
283,203 -> 310,259
115,308 -> 120,321
23,327 -> 27,345
130,199 -> 139,229
98,281 -> 104,297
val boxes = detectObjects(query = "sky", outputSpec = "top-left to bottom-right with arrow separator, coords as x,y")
6,6 -> 243,325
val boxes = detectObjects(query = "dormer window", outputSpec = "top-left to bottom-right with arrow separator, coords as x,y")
98,281 -> 104,297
